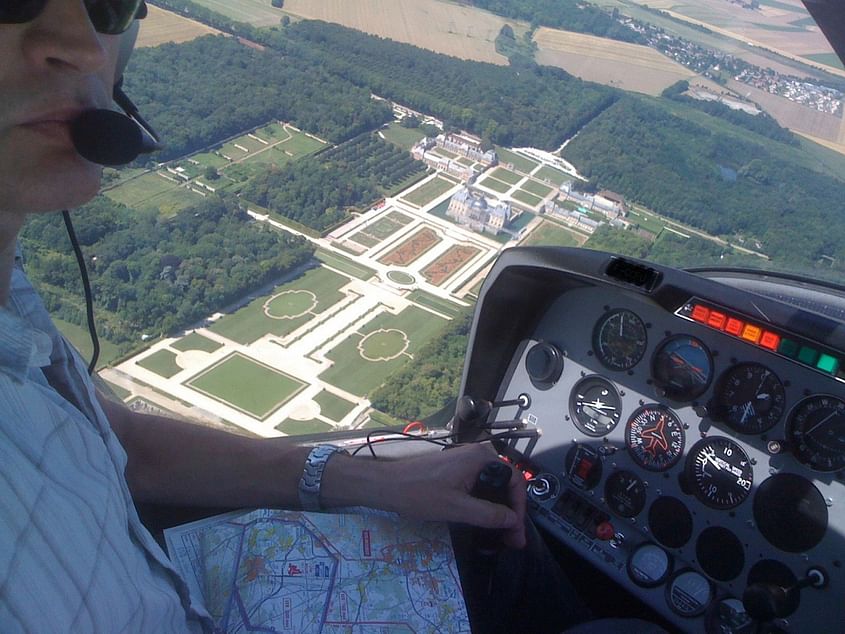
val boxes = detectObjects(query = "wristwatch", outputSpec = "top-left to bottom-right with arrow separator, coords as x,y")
298,444 -> 349,511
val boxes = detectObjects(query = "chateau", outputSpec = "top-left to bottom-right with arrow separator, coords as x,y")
447,187 -> 512,235
411,131 -> 497,181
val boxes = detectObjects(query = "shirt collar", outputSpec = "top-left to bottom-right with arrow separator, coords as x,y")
0,308 -> 53,380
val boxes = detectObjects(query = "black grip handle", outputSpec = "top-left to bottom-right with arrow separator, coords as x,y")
471,461 -> 513,555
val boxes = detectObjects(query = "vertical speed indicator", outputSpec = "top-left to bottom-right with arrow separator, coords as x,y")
593,309 -> 648,371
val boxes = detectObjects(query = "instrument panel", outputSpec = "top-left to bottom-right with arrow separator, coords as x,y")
458,247 -> 845,633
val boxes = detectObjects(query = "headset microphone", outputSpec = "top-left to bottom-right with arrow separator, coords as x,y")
70,109 -> 146,166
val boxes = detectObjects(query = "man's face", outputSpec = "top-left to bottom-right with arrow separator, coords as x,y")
0,0 -> 121,215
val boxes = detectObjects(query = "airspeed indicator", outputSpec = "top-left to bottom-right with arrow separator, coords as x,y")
685,437 -> 753,510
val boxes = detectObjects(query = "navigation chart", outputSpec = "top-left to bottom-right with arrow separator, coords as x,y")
164,508 -> 470,633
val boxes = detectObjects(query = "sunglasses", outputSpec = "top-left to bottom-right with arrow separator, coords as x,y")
1,0 -> 147,35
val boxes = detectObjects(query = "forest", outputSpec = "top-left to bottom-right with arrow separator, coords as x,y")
21,196 -> 314,347
124,35 -> 392,163
240,134 -> 427,233
566,96 -> 845,275
370,311 -> 473,421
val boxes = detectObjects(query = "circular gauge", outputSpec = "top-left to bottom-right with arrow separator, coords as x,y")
787,395 -> 845,472
593,309 -> 648,371
666,569 -> 714,618
652,335 -> 713,401
564,444 -> 603,490
753,474 -> 828,553
627,543 -> 672,588
685,437 -> 753,510
626,405 -> 686,471
713,363 -> 786,435
604,470 -> 647,518
570,376 -> 622,437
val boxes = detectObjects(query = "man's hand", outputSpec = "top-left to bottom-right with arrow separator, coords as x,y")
323,443 -> 527,549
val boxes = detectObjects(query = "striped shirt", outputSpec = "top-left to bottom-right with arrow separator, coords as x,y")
0,255 -> 212,633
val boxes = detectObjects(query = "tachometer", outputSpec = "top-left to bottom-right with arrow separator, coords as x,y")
787,395 -> 845,472
570,376 -> 622,437
626,405 -> 685,471
685,437 -> 753,509
604,470 -> 646,518
593,309 -> 648,371
652,335 -> 713,401
713,363 -> 785,434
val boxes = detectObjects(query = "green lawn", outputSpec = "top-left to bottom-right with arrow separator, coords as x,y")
496,147 -> 538,173
512,190 -> 543,208
387,211 -> 413,225
171,332 -> 223,353
349,231 -> 380,248
490,167 -> 522,185
380,123 -> 426,150
407,290 -> 466,318
53,317 -> 122,368
521,179 -> 554,198
209,267 -> 348,344
320,306 -> 447,396
627,208 -> 666,235
314,390 -> 358,422
104,171 -> 197,210
188,353 -> 307,419
401,176 -> 458,207
521,220 -> 582,247
192,152 -> 229,169
275,418 -> 334,436
478,176 -> 512,194
316,248 -> 377,280
433,147 -> 458,159
534,165 -> 569,187
137,349 -> 182,378
365,216 -> 405,240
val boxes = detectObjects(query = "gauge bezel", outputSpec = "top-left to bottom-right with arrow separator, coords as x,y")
651,334 -> 714,402
712,362 -> 785,435
627,542 -> 672,589
604,469 -> 647,518
625,404 -> 686,472
569,375 -> 623,437
684,437 -> 753,510
592,308 -> 648,371
665,568 -> 714,618
786,393 -> 845,473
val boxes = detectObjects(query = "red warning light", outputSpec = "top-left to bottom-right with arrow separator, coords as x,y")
760,331 -> 780,351
725,318 -> 744,336
692,305 -> 710,323
707,311 -> 727,330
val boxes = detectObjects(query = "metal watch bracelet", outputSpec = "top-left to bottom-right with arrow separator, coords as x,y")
298,444 -> 348,512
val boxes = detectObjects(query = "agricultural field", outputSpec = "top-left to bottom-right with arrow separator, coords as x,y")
135,5 -> 220,48
401,175 -> 458,207
282,0 -> 511,64
187,353 -> 307,420
520,220 -> 585,247
630,0 -> 838,64
208,267 -> 349,344
379,228 -> 441,266
187,0 -> 287,27
320,306 -> 447,396
534,27 -> 695,96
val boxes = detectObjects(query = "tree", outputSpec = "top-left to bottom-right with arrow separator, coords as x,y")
271,0 -> 283,8
281,15 -> 290,26
204,166 -> 219,181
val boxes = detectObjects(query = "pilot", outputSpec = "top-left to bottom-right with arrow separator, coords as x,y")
0,1 -> 667,632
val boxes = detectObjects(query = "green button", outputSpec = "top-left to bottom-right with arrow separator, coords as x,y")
798,346 -> 819,365
779,338 -> 799,358
817,354 -> 839,375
